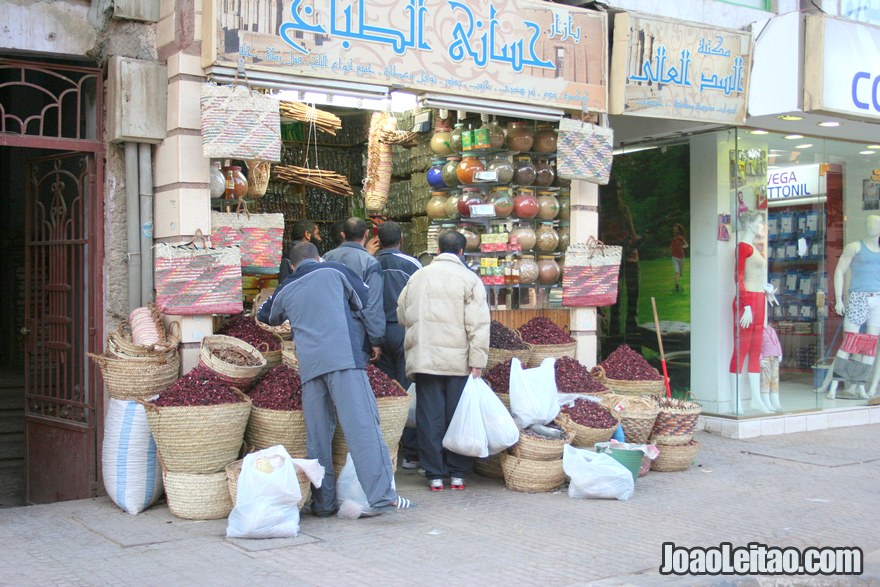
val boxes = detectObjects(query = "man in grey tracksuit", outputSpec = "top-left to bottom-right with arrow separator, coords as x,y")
323,217 -> 385,362
259,242 -> 412,516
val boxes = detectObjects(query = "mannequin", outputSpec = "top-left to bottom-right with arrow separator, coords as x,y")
821,215 -> 880,399
729,212 -> 778,414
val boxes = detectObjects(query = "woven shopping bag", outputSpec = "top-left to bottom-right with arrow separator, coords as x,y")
200,75 -> 281,161
557,117 -> 614,185
154,234 -> 244,315
211,207 -> 285,275
562,238 -> 622,307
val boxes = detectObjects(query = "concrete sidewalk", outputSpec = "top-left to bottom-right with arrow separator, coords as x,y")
1,426 -> 879,586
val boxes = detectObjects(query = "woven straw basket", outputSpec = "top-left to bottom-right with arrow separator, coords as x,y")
245,407 -> 308,458
225,458 -> 311,510
500,451 -> 565,493
487,330 -> 531,370
495,392 -> 511,411
526,341 -> 576,368
475,453 -> 504,479
592,365 -> 666,396
281,341 -> 298,369
651,440 -> 700,472
556,412 -> 619,449
199,335 -> 266,388
163,470 -> 232,520
252,289 -> 292,340
650,398 -> 702,445
253,332 -> 284,373
108,320 -> 180,359
601,394 -> 659,445
139,388 -> 252,474
332,392 -> 412,472
89,351 -> 181,401
511,428 -> 574,462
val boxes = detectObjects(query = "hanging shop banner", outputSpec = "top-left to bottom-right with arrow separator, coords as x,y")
202,0 -> 607,112
609,12 -> 752,124
804,15 -> 880,121
766,164 -> 822,202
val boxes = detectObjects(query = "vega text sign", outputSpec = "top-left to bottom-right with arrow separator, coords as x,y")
766,164 -> 821,201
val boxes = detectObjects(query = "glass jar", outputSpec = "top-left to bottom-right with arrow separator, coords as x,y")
457,187 -> 484,218
442,156 -> 461,188
513,187 -> 538,219
426,192 -> 448,220
515,255 -> 539,284
513,155 -> 536,186
506,121 -> 534,152
438,223 -> 457,244
450,123 -> 465,153
489,187 -> 514,218
223,165 -> 248,199
534,157 -> 555,187
427,158 -> 446,189
557,223 -> 570,252
537,256 -> 561,284
445,192 -> 462,220
431,128 -> 453,156
456,155 -> 485,185
534,223 -> 560,252
557,189 -> 571,221
209,161 -> 226,199
488,156 -> 514,184
458,225 -> 481,252
487,119 -> 506,149
536,190 -> 560,220
534,124 -> 558,153
509,225 -> 536,251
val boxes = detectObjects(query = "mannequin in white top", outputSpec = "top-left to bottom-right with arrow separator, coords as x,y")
821,215 -> 880,399
728,212 -> 778,414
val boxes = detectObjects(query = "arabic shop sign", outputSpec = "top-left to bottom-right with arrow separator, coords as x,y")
203,0 -> 607,111
609,12 -> 752,124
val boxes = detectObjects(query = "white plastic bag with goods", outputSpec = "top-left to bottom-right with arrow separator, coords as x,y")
336,453 -> 396,518
562,444 -> 634,501
405,383 -> 417,429
442,376 -> 489,458
509,357 -> 559,428
473,376 -> 520,455
226,445 -> 302,538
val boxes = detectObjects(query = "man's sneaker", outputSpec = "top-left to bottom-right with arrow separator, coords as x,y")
401,459 -> 420,469
429,478 -> 444,492
450,477 -> 465,490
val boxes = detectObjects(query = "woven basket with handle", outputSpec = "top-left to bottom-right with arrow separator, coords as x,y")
199,335 -> 266,388
500,451 -> 565,493
89,350 -> 181,401
511,427 -> 574,462
556,411 -> 619,449
244,406 -> 307,458
601,394 -> 660,444
592,364 -> 666,396
650,397 -> 702,445
651,440 -> 700,472
332,390 -> 411,472
526,341 -> 577,367
163,470 -> 232,520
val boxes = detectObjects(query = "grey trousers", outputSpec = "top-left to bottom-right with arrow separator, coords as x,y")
303,368 -> 396,515
415,373 -> 475,481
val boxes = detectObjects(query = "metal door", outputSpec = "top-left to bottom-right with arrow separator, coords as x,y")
23,153 -> 97,503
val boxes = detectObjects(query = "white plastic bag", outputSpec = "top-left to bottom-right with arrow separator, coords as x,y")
562,444 -> 634,501
226,445 -> 301,538
336,453 -> 396,518
509,358 -> 560,428
442,376 -> 489,458
472,377 -> 519,455
405,383 -> 417,429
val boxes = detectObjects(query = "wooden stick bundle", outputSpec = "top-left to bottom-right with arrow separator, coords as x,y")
275,165 -> 352,197
279,101 -> 342,135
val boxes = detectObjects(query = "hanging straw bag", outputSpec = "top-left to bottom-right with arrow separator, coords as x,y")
211,205 -> 285,275
562,238 -> 622,307
556,117 -> 614,185
200,67 -> 281,162
154,232 -> 243,316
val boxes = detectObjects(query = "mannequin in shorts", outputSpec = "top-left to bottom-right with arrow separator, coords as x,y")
821,215 -> 880,399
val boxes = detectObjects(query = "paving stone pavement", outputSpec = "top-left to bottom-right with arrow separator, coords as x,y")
1,426 -> 879,586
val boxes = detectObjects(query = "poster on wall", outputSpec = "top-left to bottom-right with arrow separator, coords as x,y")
202,0 -> 608,112
863,179 -> 880,211
609,12 -> 752,124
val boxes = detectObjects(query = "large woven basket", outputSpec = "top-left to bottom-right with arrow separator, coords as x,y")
281,341 -> 298,370
163,470 -> 232,520
245,406 -> 308,458
332,392 -> 412,472
225,458 -> 311,510
526,341 -> 577,368
511,428 -> 574,462
253,332 -> 284,373
651,440 -> 700,472
592,364 -> 666,396
252,288 -> 292,339
496,392 -> 511,411
601,394 -> 660,445
556,412 -> 619,449
500,451 -> 565,493
650,398 -> 702,445
139,388 -> 252,474
487,330 -> 531,370
108,320 -> 180,359
475,453 -> 504,479
199,335 -> 266,388
89,351 -> 181,401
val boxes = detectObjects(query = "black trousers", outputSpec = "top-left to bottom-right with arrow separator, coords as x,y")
414,373 -> 475,480
376,322 -> 419,460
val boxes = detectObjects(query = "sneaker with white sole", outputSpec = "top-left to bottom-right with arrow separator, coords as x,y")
401,459 -> 420,469
450,477 -> 465,490
429,478 -> 444,492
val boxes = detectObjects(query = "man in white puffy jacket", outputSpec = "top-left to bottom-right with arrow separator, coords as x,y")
397,231 -> 490,491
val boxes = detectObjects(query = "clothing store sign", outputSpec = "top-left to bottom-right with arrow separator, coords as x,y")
608,12 -> 752,124
202,0 -> 607,111
804,15 -> 880,120
766,164 -> 821,201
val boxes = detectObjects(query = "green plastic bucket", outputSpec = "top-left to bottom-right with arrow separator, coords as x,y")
610,448 -> 643,484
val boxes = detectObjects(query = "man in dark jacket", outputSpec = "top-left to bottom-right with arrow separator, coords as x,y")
258,242 -> 413,517
374,221 -> 422,468
279,219 -> 322,281
323,218 -> 385,362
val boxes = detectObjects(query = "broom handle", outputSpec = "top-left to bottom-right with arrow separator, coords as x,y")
651,297 -> 672,398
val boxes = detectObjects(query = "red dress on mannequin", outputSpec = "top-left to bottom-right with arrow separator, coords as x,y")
729,242 -> 765,374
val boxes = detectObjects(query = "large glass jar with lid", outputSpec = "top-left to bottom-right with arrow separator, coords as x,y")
513,155 -> 536,186
536,190 -> 560,220
431,119 -> 453,156
456,155 -> 485,185
489,187 -> 514,218
457,187 -> 484,218
536,255 -> 561,285
509,225 -> 536,251
506,121 -> 534,151
515,255 -> 539,284
534,124 -> 558,153
488,156 -> 514,184
534,223 -> 560,252
445,192 -> 462,220
557,188 -> 571,221
209,161 -> 226,199
458,224 -> 481,252
427,158 -> 446,189
426,192 -> 448,220
557,223 -> 570,252
487,118 -> 506,149
442,156 -> 461,188
450,123 -> 465,153
534,157 -> 555,187
513,187 -> 538,219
